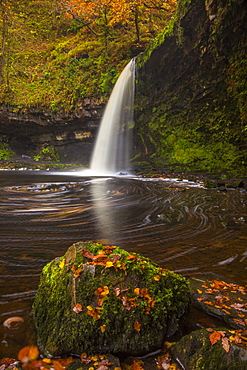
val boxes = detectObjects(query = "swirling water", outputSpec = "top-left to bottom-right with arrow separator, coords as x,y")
0,171 -> 247,357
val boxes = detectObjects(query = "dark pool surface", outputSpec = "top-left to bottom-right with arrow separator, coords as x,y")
0,170 -> 246,357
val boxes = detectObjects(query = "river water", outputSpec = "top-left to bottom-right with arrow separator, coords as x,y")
0,171 -> 247,358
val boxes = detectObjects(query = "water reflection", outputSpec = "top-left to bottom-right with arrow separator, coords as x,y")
0,172 -> 246,357
91,178 -> 118,242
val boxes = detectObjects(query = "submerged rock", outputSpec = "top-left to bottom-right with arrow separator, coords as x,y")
32,241 -> 190,357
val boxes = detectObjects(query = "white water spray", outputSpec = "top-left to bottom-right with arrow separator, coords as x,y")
90,59 -> 135,175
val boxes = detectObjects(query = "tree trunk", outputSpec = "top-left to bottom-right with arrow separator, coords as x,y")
134,6 -> 140,43
0,5 -> 8,85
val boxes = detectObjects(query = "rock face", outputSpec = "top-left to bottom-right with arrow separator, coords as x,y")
32,242 -> 190,357
134,0 -> 247,175
0,101 -> 103,164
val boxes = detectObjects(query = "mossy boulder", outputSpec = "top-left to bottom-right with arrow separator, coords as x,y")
32,241 -> 190,357
170,328 -> 247,370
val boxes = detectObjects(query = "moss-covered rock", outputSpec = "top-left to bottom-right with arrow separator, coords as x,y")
32,241 -> 190,357
134,0 -> 247,177
170,328 -> 247,370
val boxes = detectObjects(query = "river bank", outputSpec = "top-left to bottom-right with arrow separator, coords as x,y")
1,156 -> 247,191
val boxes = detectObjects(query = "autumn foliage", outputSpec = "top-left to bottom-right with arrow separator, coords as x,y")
59,0 -> 177,41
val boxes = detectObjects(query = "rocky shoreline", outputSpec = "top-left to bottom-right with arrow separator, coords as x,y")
1,156 -> 247,191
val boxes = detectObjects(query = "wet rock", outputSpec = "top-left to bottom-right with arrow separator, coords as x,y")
170,328 -> 247,370
67,354 -> 120,370
189,275 -> 247,330
0,358 -> 22,370
32,242 -> 190,357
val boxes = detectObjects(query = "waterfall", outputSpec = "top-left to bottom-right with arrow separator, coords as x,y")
90,59 -> 135,175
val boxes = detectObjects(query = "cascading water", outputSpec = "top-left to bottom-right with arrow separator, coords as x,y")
90,58 -> 135,175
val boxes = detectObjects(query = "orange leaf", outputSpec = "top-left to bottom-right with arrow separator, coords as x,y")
104,245 -> 115,254
94,286 -> 109,298
100,325 -> 106,332
74,269 -> 83,278
73,303 -> 83,313
53,360 -> 65,370
18,345 -> 39,364
131,360 -> 144,370
197,297 -> 204,302
204,301 -> 213,306
22,360 -> 44,370
134,321 -> 141,332
92,254 -> 108,261
127,254 -> 139,261
209,331 -> 222,345
97,298 -> 104,307
154,275 -> 160,281
121,296 -> 137,310
86,306 -> 101,319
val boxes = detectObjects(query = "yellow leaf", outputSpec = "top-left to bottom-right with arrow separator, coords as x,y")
86,306 -> 101,319
154,275 -> 160,281
43,358 -> 52,364
106,261 -> 114,267
134,288 -> 140,296
197,289 -> 203,294
164,341 -> 176,348
59,258 -> 65,270
100,325 -> 106,332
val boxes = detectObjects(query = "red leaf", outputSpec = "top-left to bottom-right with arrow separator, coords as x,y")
81,250 -> 94,259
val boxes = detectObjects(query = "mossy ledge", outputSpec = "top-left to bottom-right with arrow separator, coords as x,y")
32,241 -> 190,357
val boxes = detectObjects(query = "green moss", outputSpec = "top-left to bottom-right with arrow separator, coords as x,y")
34,146 -> 59,162
33,242 -> 190,357
0,144 -> 15,160
170,329 -> 247,370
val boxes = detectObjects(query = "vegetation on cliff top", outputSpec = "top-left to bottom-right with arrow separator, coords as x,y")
0,0 -> 246,176
0,0 -> 176,111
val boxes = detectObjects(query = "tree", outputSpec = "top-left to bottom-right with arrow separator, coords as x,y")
0,0 -> 13,87
58,0 -> 177,44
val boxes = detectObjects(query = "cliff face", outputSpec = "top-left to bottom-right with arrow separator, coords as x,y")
0,101 -> 103,164
0,0 -> 246,174
135,0 -> 247,176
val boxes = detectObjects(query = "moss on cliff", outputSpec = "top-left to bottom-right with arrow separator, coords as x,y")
135,0 -> 247,176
